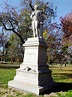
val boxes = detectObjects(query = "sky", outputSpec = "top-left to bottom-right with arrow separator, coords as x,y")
47,0 -> 72,22
0,0 -> 72,22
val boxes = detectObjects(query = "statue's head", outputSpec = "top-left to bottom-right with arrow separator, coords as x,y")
34,4 -> 38,10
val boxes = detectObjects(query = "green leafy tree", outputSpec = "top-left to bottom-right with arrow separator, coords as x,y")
5,33 -> 23,62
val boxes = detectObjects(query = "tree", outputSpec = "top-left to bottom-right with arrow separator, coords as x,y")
43,21 -> 61,64
61,12 -> 72,46
5,33 -> 23,62
0,0 -> 56,44
60,12 -> 72,64
0,33 -> 7,62
0,3 -> 32,44
61,12 -> 72,37
0,0 -> 57,63
61,12 -> 72,45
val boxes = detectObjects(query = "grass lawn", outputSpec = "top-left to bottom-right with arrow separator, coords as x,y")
0,64 -> 72,97
49,64 -> 72,83
0,68 -> 16,88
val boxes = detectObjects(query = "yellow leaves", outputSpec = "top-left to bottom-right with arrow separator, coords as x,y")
43,30 -> 48,39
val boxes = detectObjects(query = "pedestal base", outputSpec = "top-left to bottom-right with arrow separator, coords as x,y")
9,80 -> 55,95
8,37 -> 56,95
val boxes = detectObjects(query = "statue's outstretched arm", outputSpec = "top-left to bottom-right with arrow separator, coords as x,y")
29,3 -> 34,11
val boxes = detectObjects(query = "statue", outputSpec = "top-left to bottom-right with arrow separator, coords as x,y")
30,4 -> 43,38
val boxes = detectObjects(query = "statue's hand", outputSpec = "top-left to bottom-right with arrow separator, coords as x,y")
32,12 -> 35,16
40,22 -> 43,24
28,0 -> 32,4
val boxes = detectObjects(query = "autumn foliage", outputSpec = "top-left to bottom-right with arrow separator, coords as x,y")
61,12 -> 72,34
61,12 -> 72,46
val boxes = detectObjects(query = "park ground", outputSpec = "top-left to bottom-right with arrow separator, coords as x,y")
0,63 -> 72,97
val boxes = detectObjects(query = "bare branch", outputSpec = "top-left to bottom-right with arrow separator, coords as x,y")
1,20 -> 25,43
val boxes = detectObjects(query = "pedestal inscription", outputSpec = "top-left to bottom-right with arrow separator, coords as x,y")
8,37 -> 56,95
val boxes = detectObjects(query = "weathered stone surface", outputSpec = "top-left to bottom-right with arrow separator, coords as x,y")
8,37 -> 56,95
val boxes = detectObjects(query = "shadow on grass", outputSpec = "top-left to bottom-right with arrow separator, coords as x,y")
43,82 -> 72,94
53,74 -> 72,78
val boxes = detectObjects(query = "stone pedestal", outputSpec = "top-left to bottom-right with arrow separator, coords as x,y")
8,37 -> 56,95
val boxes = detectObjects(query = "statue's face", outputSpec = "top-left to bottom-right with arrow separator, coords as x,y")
34,5 -> 38,10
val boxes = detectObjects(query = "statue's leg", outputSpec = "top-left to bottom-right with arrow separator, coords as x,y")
40,24 -> 43,38
32,21 -> 35,37
35,21 -> 38,37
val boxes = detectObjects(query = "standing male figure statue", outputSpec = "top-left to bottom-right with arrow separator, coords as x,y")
30,4 -> 43,38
